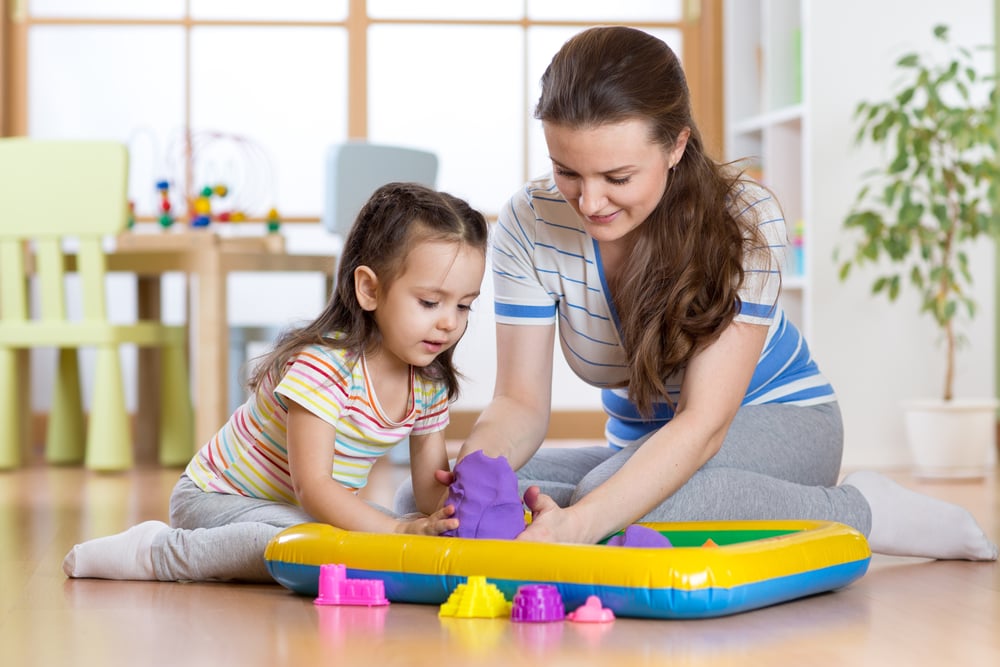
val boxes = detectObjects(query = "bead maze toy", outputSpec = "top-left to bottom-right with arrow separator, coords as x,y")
156,180 -> 174,227
264,518 -> 871,620
141,129 -> 278,228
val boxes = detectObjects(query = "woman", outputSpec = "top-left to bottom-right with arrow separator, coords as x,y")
397,26 -> 996,560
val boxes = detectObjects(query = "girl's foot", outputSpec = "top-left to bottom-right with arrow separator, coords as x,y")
62,520 -> 169,580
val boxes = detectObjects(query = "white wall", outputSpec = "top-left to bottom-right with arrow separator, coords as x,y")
449,252 -> 602,413
806,0 -> 996,467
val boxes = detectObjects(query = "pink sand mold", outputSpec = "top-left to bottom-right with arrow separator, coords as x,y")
442,450 -> 526,540
314,563 -> 389,607
606,524 -> 673,548
511,584 -> 566,623
567,596 -> 615,623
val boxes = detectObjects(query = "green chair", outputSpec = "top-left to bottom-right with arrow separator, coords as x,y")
0,138 -> 193,470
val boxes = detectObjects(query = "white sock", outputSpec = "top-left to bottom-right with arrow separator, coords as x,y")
843,471 -> 998,561
62,520 -> 169,580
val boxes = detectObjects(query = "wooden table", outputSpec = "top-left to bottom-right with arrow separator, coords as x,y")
109,231 -> 335,462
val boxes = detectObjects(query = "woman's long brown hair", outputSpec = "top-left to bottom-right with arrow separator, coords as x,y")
535,26 -> 771,417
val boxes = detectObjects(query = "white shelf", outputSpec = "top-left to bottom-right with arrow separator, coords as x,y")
725,0 -> 809,338
731,104 -> 804,134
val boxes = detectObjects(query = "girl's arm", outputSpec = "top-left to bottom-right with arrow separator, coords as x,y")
519,320 -> 769,544
456,322 -> 555,467
286,402 -> 457,535
408,430 -> 453,515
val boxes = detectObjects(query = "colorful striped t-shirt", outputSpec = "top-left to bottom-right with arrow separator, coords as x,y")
185,344 -> 450,503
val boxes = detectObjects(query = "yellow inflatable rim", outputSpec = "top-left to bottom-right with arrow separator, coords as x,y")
265,520 -> 871,619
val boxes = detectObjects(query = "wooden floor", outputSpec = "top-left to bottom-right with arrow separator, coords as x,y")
2,452 -> 999,667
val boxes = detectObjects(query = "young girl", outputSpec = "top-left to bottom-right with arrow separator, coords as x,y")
63,182 -> 489,581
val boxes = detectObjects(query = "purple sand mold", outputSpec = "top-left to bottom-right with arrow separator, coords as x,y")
511,584 -> 566,622
442,450 -> 526,539
605,524 -> 673,548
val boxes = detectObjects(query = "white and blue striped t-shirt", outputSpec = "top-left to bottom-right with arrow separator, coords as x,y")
492,176 -> 835,449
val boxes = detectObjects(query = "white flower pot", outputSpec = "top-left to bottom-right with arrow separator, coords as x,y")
901,398 -> 999,479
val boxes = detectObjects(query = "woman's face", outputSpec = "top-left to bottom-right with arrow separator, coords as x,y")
544,118 -> 688,245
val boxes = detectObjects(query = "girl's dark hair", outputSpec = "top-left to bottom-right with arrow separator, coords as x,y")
248,182 -> 488,400
535,26 -> 771,417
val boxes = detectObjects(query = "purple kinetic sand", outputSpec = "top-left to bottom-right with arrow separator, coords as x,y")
442,450 -> 525,539
606,524 -> 673,548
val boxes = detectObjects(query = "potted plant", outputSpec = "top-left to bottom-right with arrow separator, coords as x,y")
837,24 -> 1000,478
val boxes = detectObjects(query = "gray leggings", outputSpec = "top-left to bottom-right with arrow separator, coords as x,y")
394,402 -> 872,538
151,476 -> 393,583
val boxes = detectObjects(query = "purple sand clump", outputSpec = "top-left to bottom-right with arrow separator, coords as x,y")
442,450 -> 526,539
605,524 -> 673,548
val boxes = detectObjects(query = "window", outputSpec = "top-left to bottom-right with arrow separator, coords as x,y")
3,0 -> 718,221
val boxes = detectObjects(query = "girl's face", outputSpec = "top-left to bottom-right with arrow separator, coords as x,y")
544,118 -> 688,246
356,239 -> 485,371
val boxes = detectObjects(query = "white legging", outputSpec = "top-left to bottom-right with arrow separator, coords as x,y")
395,402 -> 873,539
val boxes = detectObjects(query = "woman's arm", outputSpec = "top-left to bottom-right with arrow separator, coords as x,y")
286,402 -> 457,535
520,320 -> 769,543
456,322 -> 556,468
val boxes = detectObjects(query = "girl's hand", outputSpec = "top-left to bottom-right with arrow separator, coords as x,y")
395,504 -> 458,536
516,486 -> 589,544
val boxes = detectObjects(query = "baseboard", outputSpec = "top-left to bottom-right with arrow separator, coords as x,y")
444,410 -> 606,441
33,410 -> 608,449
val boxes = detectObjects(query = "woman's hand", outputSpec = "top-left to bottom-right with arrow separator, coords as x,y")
516,486 -> 590,544
395,504 -> 458,536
